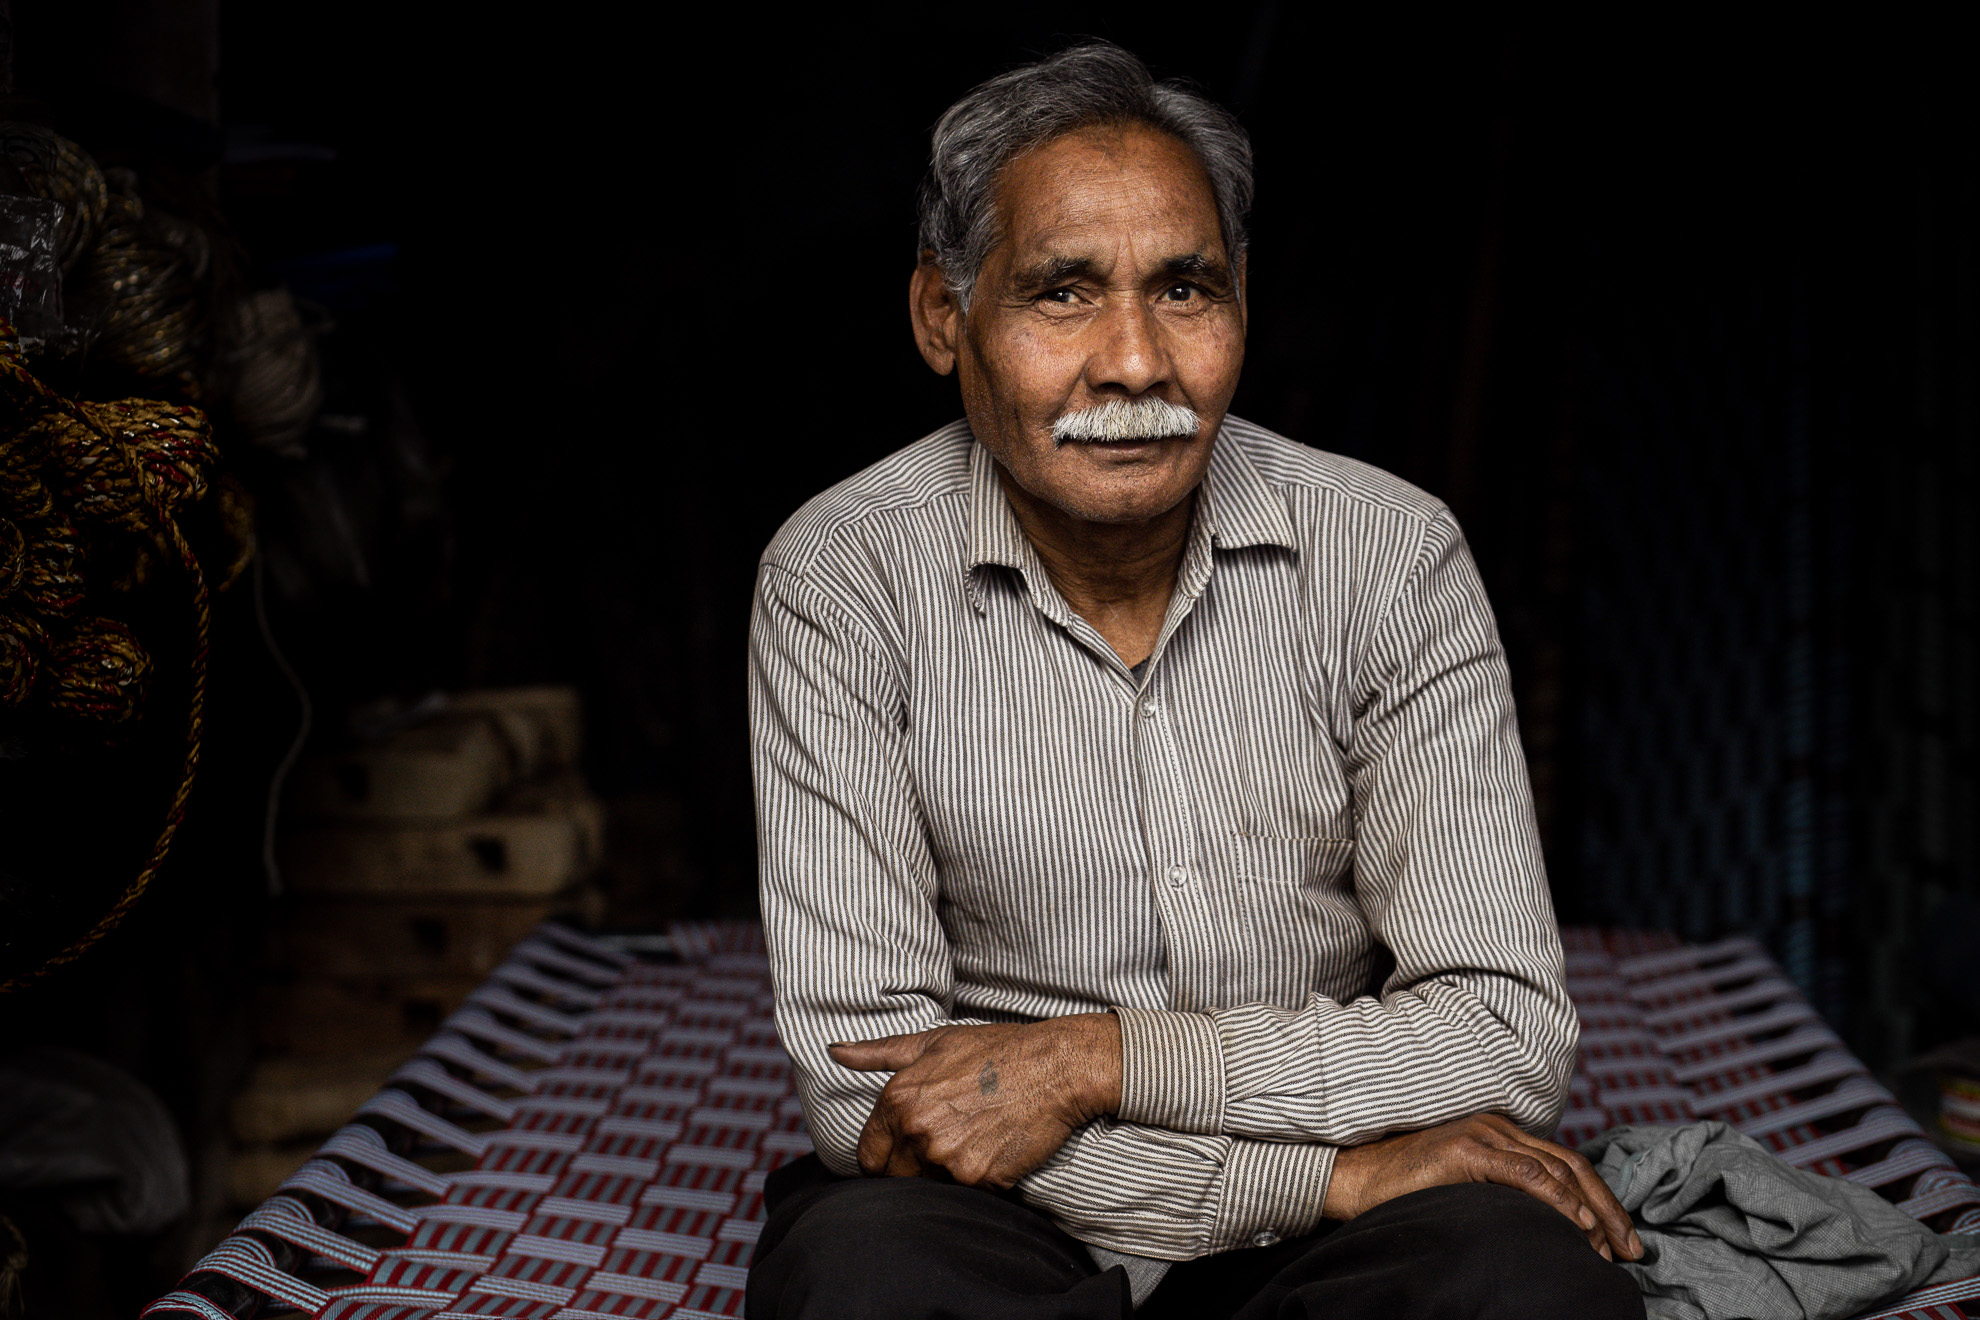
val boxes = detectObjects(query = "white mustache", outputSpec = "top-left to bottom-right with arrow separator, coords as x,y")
1051,397 -> 1203,444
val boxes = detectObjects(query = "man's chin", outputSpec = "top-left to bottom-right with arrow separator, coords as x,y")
1044,436 -> 1211,517
1043,475 -> 1200,526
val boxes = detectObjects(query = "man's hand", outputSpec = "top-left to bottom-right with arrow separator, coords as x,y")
1323,1113 -> 1643,1262
829,1013 -> 1122,1189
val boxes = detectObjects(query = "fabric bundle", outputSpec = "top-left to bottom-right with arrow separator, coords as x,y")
1587,1122 -> 1980,1320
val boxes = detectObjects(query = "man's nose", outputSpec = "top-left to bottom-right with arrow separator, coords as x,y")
1084,297 -> 1172,396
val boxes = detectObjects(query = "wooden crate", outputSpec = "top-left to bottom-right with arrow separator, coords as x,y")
252,974 -> 484,1058
268,897 -> 557,980
286,712 -> 512,823
451,686 -> 583,776
227,1141 -> 327,1208
279,780 -> 603,899
228,1053 -> 404,1145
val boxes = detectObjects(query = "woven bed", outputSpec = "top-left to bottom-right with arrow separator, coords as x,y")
143,922 -> 1980,1320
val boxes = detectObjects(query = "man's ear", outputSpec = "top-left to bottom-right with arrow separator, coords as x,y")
1235,251 -> 1249,338
909,255 -> 962,376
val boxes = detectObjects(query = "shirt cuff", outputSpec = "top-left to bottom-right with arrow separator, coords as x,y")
1210,1139 -> 1336,1252
1112,1005 -> 1226,1135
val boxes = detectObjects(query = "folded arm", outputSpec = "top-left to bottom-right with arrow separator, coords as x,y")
750,511 -> 1588,1256
750,561 -> 1332,1258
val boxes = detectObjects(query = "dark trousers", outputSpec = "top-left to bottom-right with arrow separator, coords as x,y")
747,1155 -> 1645,1320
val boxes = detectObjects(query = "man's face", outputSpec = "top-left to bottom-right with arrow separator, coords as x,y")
915,124 -> 1247,526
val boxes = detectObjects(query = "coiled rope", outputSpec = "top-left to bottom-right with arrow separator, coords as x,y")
0,123 -> 108,273
0,315 -> 211,992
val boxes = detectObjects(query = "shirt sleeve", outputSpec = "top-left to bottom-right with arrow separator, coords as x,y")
751,560 -> 1333,1259
1112,511 -> 1579,1146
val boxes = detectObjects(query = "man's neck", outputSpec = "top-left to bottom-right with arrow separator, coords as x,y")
994,463 -> 1194,670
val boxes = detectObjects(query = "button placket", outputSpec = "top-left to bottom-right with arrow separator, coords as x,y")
1133,678 -> 1204,1007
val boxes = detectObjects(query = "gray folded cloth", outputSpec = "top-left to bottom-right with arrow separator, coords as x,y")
0,1048 -> 189,1236
1088,1244 -> 1169,1307
1584,1121 -> 1980,1320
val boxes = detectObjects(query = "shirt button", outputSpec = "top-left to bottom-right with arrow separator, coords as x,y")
1140,701 -> 1159,719
1166,865 -> 1188,887
1251,1229 -> 1280,1248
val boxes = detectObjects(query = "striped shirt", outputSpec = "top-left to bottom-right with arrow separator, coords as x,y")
749,417 -> 1576,1269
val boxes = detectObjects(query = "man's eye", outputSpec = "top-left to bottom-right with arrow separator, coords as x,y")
1039,288 -> 1078,304
1162,283 -> 1198,301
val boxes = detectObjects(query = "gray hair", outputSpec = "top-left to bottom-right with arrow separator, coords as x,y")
916,41 -> 1254,310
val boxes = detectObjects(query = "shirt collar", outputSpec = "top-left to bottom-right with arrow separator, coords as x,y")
966,439 -> 1069,620
1197,424 -> 1299,553
966,436 -> 1035,580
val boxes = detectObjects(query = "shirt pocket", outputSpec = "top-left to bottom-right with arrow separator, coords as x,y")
1230,833 -> 1366,1008
1234,833 -> 1356,887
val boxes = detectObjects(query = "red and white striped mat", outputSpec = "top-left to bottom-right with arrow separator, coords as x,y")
143,922 -> 1980,1320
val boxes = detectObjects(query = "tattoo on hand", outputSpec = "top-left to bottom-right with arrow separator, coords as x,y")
978,1061 -> 999,1095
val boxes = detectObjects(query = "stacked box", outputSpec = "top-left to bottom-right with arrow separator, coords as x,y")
231,686 -> 600,1206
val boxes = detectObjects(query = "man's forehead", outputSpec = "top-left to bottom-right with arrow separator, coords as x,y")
993,125 -> 1226,266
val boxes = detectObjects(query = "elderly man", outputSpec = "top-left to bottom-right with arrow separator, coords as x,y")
745,42 -> 1644,1320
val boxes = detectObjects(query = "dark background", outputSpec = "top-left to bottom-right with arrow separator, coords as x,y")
1,2 -> 1976,1302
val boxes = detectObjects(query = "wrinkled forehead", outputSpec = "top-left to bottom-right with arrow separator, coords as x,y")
990,124 -> 1227,269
